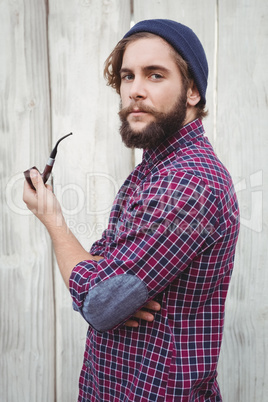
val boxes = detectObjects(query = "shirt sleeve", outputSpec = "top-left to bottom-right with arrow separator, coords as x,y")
69,170 -> 222,332
90,228 -> 108,256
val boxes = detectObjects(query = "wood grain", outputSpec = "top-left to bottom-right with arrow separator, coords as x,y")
216,1 -> 268,401
0,0 -> 55,401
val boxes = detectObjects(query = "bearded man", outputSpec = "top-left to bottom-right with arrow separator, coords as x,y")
23,19 -> 240,401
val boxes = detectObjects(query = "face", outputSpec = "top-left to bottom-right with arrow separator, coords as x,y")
118,36 -> 188,148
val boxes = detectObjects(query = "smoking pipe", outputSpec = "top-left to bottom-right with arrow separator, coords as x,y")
24,133 -> 73,190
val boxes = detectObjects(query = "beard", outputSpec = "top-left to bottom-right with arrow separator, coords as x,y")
118,92 -> 187,149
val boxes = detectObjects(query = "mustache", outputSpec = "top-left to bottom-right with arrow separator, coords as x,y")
118,102 -> 161,120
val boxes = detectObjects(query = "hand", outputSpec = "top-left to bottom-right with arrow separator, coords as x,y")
23,169 -> 63,228
124,300 -> 161,328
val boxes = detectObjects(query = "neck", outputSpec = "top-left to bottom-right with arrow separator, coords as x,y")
183,106 -> 198,126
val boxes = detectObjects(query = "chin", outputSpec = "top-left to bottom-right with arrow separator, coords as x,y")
129,124 -> 147,133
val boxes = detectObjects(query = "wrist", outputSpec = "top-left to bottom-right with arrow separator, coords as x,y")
42,210 -> 66,233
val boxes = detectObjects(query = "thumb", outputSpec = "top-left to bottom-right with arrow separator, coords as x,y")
30,168 -> 45,192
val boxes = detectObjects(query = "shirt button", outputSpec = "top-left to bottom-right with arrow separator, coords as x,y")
84,360 -> 90,368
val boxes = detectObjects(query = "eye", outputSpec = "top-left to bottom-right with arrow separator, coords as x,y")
121,73 -> 134,81
150,73 -> 164,80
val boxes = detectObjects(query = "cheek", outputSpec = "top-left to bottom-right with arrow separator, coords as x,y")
157,91 -> 179,112
120,87 -> 129,107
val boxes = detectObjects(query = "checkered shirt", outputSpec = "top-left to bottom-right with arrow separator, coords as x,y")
69,119 -> 240,401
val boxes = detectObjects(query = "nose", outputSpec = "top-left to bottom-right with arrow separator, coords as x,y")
129,77 -> 146,100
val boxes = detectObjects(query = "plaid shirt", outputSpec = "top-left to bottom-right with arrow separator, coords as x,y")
69,119 -> 240,401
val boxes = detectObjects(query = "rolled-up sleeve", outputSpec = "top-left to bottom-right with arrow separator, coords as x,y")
69,171 -> 222,332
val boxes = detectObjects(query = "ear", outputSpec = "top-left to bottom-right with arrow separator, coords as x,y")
187,81 -> 201,106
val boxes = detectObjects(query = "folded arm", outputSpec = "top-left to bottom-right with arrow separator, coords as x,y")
69,170 -> 220,332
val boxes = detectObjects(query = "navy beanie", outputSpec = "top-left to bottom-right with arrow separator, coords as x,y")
124,19 -> 208,105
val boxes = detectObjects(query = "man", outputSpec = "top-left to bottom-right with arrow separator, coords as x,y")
23,19 -> 240,401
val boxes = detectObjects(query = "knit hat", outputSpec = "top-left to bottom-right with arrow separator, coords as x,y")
124,19 -> 208,104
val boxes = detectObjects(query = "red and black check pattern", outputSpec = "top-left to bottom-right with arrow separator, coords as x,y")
70,119 -> 240,401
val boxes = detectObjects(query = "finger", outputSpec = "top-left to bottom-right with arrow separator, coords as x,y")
24,176 -> 34,191
124,319 -> 139,328
23,176 -> 37,205
30,169 -> 45,194
23,177 -> 35,195
45,184 -> 53,192
144,300 -> 161,311
132,310 -> 155,322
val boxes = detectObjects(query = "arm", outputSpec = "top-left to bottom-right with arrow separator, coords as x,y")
23,169 -> 102,288
69,170 -> 221,332
23,169 -> 160,325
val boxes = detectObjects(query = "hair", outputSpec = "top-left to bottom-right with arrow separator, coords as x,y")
103,32 -> 208,120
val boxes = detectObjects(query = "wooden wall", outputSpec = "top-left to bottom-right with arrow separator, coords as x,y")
0,0 -> 267,401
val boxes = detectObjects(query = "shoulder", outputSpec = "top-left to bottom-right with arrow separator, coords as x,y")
153,139 -> 234,198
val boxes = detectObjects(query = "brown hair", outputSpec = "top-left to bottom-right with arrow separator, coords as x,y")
103,32 -> 208,120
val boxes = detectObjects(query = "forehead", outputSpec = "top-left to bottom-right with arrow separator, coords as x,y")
122,36 -> 177,68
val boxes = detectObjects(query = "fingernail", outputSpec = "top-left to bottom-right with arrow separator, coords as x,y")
31,169 -> 38,177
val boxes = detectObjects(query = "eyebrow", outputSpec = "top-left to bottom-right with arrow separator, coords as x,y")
119,65 -> 171,75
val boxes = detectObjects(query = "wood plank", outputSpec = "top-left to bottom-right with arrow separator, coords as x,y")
0,0 -> 55,401
216,1 -> 268,401
48,1 -> 132,400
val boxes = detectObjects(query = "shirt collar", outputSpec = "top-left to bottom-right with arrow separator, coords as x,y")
142,118 -> 205,166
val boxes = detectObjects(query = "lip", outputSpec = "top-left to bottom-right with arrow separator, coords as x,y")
130,110 -> 147,115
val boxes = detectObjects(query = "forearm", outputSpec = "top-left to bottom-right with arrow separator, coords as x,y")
23,169 -> 102,288
46,218 -> 102,288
